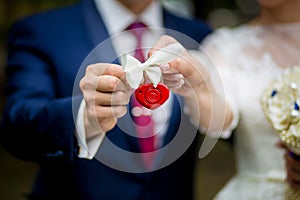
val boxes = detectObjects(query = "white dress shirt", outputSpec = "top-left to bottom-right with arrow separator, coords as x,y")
76,0 -> 173,159
75,0 -> 238,159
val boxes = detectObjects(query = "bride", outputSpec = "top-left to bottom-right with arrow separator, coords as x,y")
199,0 -> 300,199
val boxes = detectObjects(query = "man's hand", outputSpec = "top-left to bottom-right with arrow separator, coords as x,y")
80,63 -> 132,139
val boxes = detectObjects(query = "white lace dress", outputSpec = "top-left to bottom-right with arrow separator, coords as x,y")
200,23 -> 300,200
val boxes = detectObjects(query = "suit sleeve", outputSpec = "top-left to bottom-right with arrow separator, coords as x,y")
0,19 -> 81,162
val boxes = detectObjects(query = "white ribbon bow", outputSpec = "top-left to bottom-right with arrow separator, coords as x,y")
122,43 -> 184,89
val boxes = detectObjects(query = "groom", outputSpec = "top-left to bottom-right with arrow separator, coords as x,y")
1,0 -> 213,199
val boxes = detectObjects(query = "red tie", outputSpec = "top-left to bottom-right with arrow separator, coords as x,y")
127,22 -> 157,168
127,22 -> 147,62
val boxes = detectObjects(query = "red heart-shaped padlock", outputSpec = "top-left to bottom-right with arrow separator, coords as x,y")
135,83 -> 170,109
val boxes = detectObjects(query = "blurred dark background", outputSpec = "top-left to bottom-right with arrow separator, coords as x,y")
0,0 -> 259,199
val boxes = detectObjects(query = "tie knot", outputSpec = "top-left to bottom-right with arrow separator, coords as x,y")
127,21 -> 147,30
127,22 -> 147,38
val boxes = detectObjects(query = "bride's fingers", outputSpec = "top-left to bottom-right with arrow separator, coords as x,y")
160,64 -> 179,74
285,153 -> 300,169
164,79 -> 185,89
162,73 -> 184,81
162,72 -> 185,89
276,140 -> 287,149
148,35 -> 179,58
285,152 -> 300,189
286,176 -> 300,189
286,172 -> 300,189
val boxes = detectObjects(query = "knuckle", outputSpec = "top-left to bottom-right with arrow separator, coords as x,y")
107,77 -> 119,90
113,91 -> 128,104
119,106 -> 127,117
79,79 -> 85,90
86,64 -> 95,74
106,64 -> 121,74
79,78 -> 90,91
83,93 -> 93,104
171,58 -> 181,67
105,64 -> 115,75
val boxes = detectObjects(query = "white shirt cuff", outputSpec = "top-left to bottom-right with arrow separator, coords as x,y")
75,100 -> 105,159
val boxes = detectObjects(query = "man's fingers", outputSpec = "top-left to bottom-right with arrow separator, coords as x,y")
81,64 -> 128,93
86,104 -> 127,119
86,63 -> 126,80
103,64 -> 126,80
94,91 -> 131,106
82,63 -> 129,133
97,75 -> 131,92
96,105 -> 127,119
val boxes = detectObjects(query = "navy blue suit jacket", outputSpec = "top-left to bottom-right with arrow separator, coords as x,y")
1,0 -> 212,199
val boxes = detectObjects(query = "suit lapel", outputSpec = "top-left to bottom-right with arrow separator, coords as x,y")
163,9 -> 201,50
81,0 -> 118,64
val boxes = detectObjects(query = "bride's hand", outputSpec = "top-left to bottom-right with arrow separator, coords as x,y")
285,151 -> 300,189
148,35 -> 210,97
277,141 -> 300,189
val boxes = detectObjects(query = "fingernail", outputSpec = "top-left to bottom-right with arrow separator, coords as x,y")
161,64 -> 170,71
174,80 -> 185,89
179,79 -> 185,86
174,74 -> 183,81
